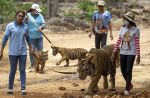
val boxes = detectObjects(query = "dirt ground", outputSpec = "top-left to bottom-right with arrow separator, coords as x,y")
0,26 -> 150,98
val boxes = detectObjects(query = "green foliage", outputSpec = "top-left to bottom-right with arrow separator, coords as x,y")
0,0 -> 16,22
16,2 -> 32,12
78,0 -> 95,21
40,3 -> 47,16
64,12 -> 77,17
78,0 -> 95,11
0,0 -> 46,23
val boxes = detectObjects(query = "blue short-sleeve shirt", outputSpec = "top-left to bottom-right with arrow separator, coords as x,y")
92,11 -> 111,33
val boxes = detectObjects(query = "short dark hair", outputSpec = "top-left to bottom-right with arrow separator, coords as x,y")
27,8 -> 33,13
15,11 -> 25,18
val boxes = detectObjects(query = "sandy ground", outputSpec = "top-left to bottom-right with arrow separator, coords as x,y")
0,26 -> 150,98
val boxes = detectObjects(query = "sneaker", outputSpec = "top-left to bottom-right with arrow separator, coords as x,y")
21,90 -> 27,95
7,89 -> 13,94
124,90 -> 129,96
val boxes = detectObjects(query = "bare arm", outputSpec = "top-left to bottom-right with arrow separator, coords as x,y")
89,20 -> 96,38
108,21 -> 113,40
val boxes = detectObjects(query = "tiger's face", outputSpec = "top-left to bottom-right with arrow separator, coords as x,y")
51,46 -> 58,56
77,59 -> 94,80
41,50 -> 49,61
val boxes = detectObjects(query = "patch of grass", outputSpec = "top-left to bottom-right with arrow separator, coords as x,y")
64,12 -> 78,17
78,0 -> 95,21
0,1 -> 46,23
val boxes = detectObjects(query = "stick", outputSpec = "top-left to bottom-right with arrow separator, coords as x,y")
40,30 -> 52,44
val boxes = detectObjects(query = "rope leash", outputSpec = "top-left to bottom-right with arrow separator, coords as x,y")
45,66 -> 77,74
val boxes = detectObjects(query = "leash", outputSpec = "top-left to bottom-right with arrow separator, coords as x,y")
45,66 -> 77,74
40,29 -> 53,45
29,29 -> 77,74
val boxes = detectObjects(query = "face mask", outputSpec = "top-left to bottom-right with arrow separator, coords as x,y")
33,10 -> 39,15
124,20 -> 129,26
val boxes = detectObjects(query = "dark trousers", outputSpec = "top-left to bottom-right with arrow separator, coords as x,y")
9,55 -> 27,90
120,54 -> 135,90
95,33 -> 107,49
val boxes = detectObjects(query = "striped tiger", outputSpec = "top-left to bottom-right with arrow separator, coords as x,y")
51,46 -> 88,66
30,50 -> 49,73
77,44 -> 120,94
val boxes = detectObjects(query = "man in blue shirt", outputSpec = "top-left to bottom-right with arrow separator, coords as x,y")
89,0 -> 113,49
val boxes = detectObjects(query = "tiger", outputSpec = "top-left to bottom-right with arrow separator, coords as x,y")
30,50 -> 49,74
51,46 -> 88,67
77,44 -> 120,94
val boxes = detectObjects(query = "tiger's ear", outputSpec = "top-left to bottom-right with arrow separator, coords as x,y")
51,45 -> 57,49
51,45 -> 54,48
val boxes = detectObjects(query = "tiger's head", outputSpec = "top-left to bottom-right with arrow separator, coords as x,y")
51,46 -> 58,56
77,59 -> 95,80
33,50 -> 49,60
40,50 -> 49,61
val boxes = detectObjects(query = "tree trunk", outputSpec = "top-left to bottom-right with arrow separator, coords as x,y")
47,0 -> 59,19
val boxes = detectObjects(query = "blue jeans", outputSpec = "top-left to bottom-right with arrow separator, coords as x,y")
30,38 -> 43,66
9,55 -> 27,90
95,33 -> 107,49
120,54 -> 135,90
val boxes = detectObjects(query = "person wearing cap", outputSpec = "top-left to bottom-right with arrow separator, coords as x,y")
111,12 -> 140,95
26,3 -> 45,68
89,0 -> 113,49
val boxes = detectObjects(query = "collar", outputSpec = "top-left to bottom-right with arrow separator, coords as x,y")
14,21 -> 24,27
97,10 -> 106,14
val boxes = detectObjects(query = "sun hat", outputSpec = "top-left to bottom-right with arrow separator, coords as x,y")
124,12 -> 135,24
31,3 -> 42,12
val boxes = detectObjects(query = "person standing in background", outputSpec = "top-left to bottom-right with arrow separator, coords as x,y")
89,0 -> 113,49
26,3 -> 45,68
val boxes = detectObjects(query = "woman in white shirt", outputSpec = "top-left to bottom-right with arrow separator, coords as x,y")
112,12 -> 140,96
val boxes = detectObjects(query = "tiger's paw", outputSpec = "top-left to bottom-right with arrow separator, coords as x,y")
39,70 -> 44,74
35,69 -> 39,73
85,90 -> 93,94
64,64 -> 69,67
103,83 -> 108,89
56,62 -> 60,66
109,88 -> 116,91
85,89 -> 98,94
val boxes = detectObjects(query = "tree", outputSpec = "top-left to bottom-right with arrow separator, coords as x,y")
47,0 -> 59,18
0,0 -> 16,22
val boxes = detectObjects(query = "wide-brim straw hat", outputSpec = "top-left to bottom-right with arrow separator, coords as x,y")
123,12 -> 135,24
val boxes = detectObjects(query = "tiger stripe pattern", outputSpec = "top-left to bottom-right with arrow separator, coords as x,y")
51,46 -> 88,66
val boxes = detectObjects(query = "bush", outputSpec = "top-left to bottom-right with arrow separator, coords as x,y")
64,12 -> 78,17
0,0 -> 16,22
0,1 -> 46,23
16,2 -> 32,12
78,0 -> 95,21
